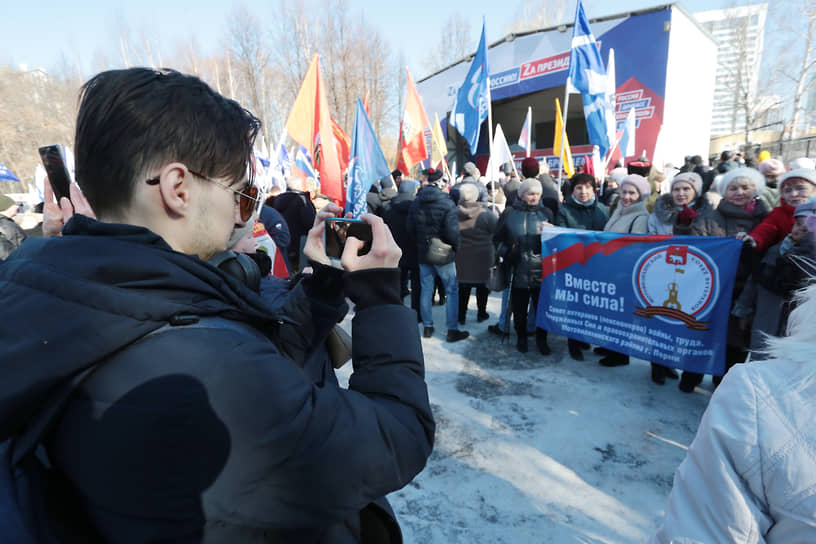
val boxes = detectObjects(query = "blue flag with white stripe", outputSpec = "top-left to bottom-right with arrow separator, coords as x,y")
0,162 -> 20,182
450,21 -> 489,156
295,145 -> 316,179
567,1 -> 611,157
346,98 -> 391,218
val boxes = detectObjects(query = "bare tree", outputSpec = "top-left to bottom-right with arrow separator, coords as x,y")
770,0 -> 816,138
422,12 -> 474,77
505,0 -> 572,35
271,0 -> 398,140
0,67 -> 78,193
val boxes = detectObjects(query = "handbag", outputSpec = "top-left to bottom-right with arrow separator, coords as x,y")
425,237 -> 455,266
486,259 -> 510,292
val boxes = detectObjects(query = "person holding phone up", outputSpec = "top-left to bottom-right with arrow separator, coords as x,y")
0,68 -> 433,543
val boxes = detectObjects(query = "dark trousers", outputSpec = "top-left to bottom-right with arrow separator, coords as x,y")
458,283 -> 488,321
400,265 -> 421,315
510,286 -> 540,337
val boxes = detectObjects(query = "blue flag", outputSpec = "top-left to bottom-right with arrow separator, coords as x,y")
0,162 -> 20,182
536,227 -> 743,375
345,98 -> 391,218
450,21 -> 489,156
295,145 -> 316,179
567,1 -> 611,157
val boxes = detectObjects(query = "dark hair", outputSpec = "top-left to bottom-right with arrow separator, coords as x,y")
75,68 -> 261,217
569,173 -> 596,192
720,150 -> 735,162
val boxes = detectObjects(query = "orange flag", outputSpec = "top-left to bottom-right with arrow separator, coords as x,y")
396,68 -> 431,175
285,55 -> 343,205
362,91 -> 370,116
330,116 -> 351,174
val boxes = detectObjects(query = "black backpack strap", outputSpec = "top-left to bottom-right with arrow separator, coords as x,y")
11,315 -> 268,467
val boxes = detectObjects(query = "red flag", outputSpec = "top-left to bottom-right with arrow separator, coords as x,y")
397,68 -> 431,174
285,55 -> 343,205
363,91 -> 370,116
330,116 -> 351,174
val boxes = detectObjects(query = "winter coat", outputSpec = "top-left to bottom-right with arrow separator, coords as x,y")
650,358 -> 816,544
0,215 -> 26,260
555,196 -> 609,231
454,202 -> 497,284
259,204 -> 291,251
366,186 -> 398,216
383,192 -> 418,268
494,199 -> 553,289
450,179 -> 488,205
271,190 -> 316,255
603,200 -> 649,234
648,194 -> 723,236
748,203 -> 796,252
0,215 -> 434,543
537,174 -> 561,219
408,185 -> 460,265
758,185 -> 780,211
714,199 -> 769,349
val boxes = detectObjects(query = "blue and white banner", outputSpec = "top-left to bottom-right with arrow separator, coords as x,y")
345,98 -> 391,218
536,227 -> 742,374
0,162 -> 20,182
450,21 -> 489,155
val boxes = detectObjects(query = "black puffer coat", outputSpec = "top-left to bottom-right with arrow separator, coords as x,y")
408,185 -> 460,265
383,192 -> 418,268
494,200 -> 553,289
0,215 -> 434,543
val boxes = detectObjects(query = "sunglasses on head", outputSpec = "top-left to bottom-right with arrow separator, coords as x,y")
146,167 -> 261,222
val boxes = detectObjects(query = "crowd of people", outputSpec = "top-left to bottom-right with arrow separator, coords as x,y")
0,65 -> 814,542
342,151 -> 816,395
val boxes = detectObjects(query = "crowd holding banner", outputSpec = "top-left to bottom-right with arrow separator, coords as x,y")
536,228 -> 742,374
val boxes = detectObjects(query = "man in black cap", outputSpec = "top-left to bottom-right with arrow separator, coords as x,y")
408,169 -> 469,342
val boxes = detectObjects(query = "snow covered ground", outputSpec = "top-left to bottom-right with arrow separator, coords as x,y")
339,292 -> 714,543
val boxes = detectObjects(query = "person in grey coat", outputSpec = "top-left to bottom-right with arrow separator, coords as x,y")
603,174 -> 651,235
455,183 -> 497,324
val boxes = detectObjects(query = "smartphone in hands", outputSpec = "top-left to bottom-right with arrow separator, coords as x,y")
38,145 -> 73,202
324,218 -> 373,263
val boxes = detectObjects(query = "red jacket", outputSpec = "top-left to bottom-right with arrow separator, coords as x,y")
749,203 -> 795,252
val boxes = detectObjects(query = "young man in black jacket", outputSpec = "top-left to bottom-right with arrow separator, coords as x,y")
0,68 -> 433,543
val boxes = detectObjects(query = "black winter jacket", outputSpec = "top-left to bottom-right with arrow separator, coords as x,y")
555,196 -> 609,231
0,215 -> 434,543
408,185 -> 460,265
383,192 -> 418,268
494,200 -> 553,289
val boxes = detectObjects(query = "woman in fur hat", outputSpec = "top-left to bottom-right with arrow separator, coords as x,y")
647,171 -> 722,389
596,174 -> 652,367
711,168 -> 769,385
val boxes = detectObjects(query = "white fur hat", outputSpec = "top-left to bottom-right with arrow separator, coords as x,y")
716,167 -> 765,197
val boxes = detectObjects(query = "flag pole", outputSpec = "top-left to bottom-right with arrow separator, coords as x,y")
487,75 -> 495,212
526,106 -> 532,158
557,87 -> 570,192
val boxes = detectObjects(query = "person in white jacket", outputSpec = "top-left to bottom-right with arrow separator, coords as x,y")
651,280 -> 816,543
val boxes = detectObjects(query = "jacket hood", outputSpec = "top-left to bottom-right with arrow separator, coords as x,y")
0,215 -> 284,440
457,201 -> 484,220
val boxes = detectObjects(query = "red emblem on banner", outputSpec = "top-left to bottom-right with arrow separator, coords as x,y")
665,245 -> 688,266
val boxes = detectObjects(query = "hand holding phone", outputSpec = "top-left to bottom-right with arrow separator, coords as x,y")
38,145 -> 73,202
324,218 -> 373,260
